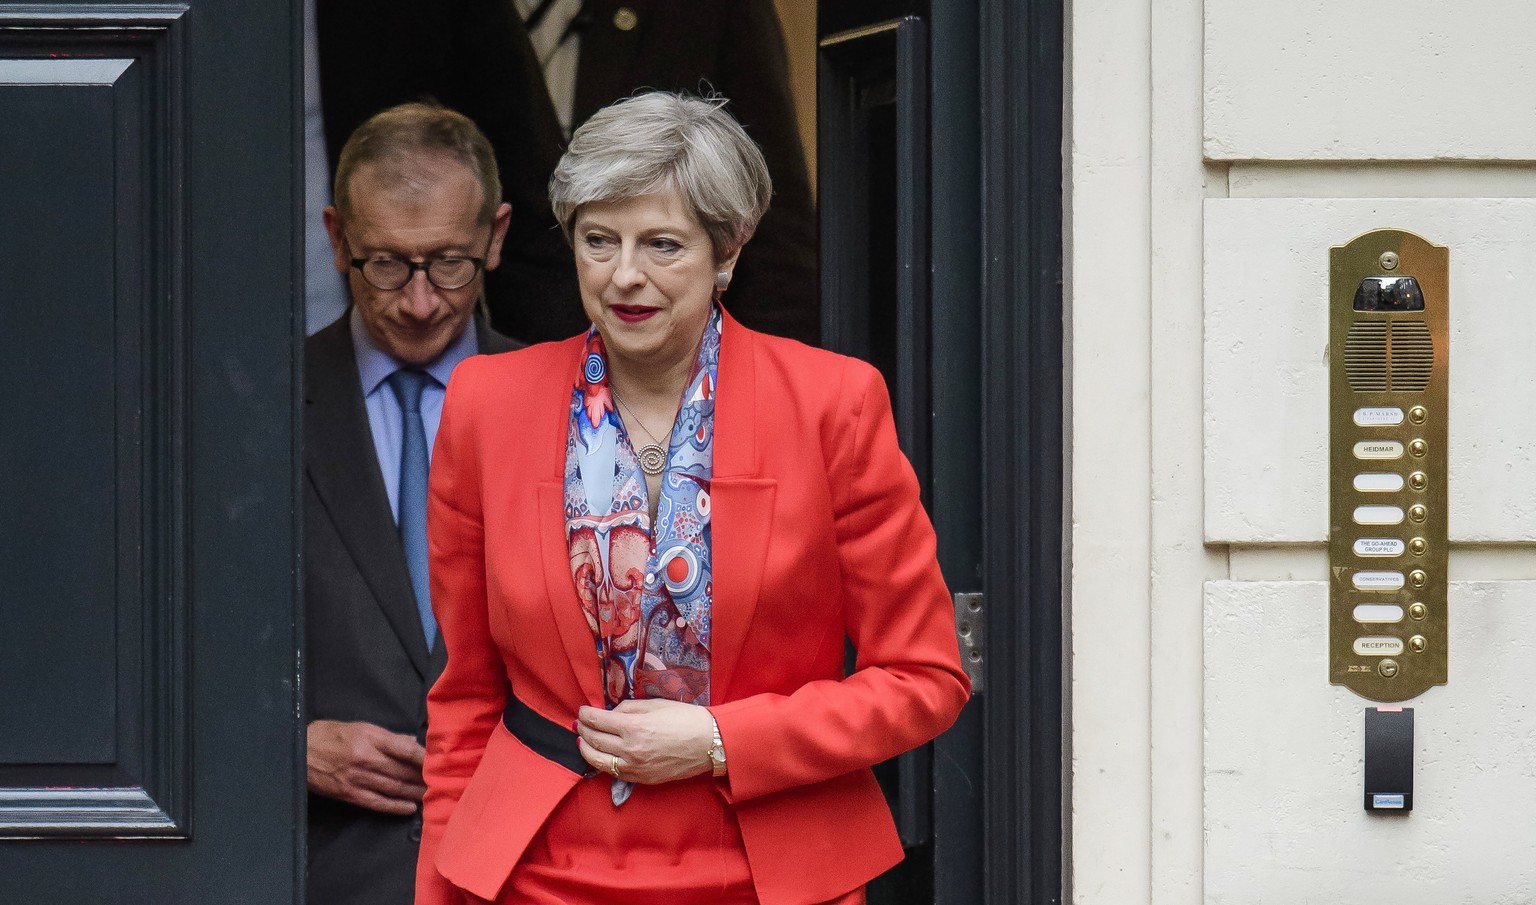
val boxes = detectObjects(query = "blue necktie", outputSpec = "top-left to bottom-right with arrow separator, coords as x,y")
386,369 -> 437,649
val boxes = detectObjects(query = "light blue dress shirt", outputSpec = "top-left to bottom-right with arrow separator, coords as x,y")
350,307 -> 479,523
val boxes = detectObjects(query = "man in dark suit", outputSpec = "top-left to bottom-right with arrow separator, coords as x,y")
316,0 -> 818,346
304,102 -> 520,905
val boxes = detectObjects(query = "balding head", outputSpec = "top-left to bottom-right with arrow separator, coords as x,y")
333,101 -> 502,224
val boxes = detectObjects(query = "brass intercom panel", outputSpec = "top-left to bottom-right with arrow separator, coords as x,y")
1329,229 -> 1448,702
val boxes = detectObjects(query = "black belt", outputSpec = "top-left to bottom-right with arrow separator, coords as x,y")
502,695 -> 594,776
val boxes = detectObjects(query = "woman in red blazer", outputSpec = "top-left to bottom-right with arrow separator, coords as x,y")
417,92 -> 970,905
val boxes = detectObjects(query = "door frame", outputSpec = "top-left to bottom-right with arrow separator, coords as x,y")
930,2 -> 1065,903
974,1 -> 1066,902
817,1 -> 1065,902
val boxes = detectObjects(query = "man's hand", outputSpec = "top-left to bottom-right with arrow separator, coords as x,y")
575,699 -> 716,785
306,719 -> 426,815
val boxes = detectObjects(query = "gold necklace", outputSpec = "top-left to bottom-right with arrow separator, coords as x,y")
610,389 -> 673,477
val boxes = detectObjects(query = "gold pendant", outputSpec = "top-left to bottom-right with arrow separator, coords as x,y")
637,442 -> 666,476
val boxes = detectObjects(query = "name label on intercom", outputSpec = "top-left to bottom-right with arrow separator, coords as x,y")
1329,229 -> 1448,702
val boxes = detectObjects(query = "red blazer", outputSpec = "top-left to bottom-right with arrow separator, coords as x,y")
416,312 -> 970,905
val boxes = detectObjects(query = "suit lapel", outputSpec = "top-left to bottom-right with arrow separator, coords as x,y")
305,319 -> 434,679
538,483 -> 606,706
709,313 -> 774,701
529,337 -> 607,706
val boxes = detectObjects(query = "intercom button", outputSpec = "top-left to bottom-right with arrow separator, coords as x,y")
1408,570 -> 1428,588
1408,635 -> 1428,653
1354,636 -> 1406,656
1408,602 -> 1428,621
1408,538 -> 1427,556
1409,439 -> 1428,458
1353,604 -> 1404,624
1354,505 -> 1404,525
1353,406 -> 1404,426
1354,440 -> 1404,460
1408,405 -> 1428,425
1353,571 -> 1405,590
1354,473 -> 1405,493
1354,538 -> 1404,557
1408,471 -> 1428,491
1408,504 -> 1428,523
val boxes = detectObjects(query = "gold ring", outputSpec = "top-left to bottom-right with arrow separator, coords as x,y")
609,755 -> 621,778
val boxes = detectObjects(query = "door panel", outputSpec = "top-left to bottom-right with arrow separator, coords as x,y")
0,1 -> 300,899
0,9 -> 189,837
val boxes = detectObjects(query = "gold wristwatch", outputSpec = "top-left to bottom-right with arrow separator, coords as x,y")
707,716 -> 728,777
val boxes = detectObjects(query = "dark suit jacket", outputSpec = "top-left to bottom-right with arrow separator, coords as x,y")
304,313 -> 519,905
415,311 -> 969,905
317,0 -> 819,346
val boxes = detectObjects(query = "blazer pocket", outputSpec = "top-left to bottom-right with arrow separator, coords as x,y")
434,721 -> 585,901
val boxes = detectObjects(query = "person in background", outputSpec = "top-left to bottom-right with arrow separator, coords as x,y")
311,0 -> 819,346
415,91 -> 966,905
309,0 -> 573,335
304,102 -> 520,905
500,0 -> 820,345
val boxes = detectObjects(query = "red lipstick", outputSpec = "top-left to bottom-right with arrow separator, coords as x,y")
611,305 -> 658,323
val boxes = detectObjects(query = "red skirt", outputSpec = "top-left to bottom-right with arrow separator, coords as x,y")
494,772 -> 864,905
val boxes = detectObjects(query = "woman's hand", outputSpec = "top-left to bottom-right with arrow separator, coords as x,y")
575,699 -> 716,785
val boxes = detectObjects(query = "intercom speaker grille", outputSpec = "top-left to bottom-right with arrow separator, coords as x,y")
1345,321 -> 1389,391
1389,321 -> 1433,391
1344,320 -> 1434,392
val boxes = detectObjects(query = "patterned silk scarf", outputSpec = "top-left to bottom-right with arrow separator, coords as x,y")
564,309 -> 720,729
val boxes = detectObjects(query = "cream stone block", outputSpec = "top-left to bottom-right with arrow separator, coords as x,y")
1205,580 -> 1536,905
1204,198 -> 1536,543
1205,0 -> 1536,160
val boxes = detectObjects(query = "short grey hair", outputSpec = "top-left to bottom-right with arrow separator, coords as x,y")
549,92 -> 772,261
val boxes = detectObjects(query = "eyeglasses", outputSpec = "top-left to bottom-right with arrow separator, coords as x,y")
349,255 -> 486,291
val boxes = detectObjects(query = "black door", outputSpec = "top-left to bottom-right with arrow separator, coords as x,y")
817,2 -> 1064,903
0,1 -> 301,901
